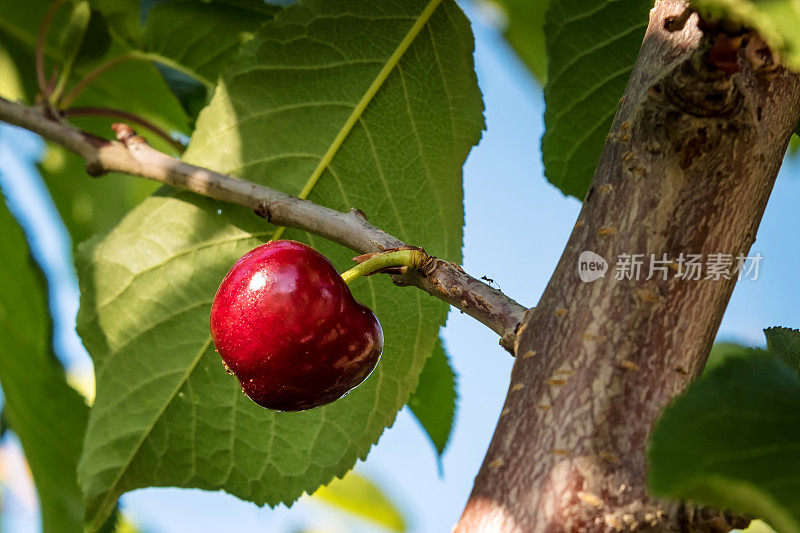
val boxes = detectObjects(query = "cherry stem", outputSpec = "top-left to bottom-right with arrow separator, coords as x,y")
340,249 -> 427,285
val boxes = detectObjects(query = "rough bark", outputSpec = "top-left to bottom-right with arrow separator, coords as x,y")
456,1 -> 800,532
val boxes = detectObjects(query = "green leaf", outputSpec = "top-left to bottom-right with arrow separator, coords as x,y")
311,471 -> 407,532
0,33 -> 33,101
39,143 -> 158,246
0,196 -> 89,533
141,0 -> 282,124
0,1 -> 189,152
649,350 -> 800,533
57,43 -> 189,154
76,0 -> 484,529
541,0 -> 650,199
0,0 -> 189,241
155,67 -> 209,126
88,0 -> 141,47
73,8 -> 112,69
0,0 -> 103,102
705,341 -> 754,373
407,337 -> 457,457
764,327 -> 800,376
486,0 -> 550,82
693,0 -> 800,72
60,1 -> 93,54
54,0 -> 93,100
144,0 -> 281,87
83,0 -> 282,123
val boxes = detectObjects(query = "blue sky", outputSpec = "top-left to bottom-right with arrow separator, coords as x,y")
1,2 -> 799,532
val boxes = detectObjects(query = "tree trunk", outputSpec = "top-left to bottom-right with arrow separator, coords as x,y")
455,1 -> 800,531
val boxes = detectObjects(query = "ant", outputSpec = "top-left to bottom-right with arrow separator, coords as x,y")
481,275 -> 500,290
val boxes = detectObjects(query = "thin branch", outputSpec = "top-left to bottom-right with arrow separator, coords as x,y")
59,54 -> 137,108
35,0 -> 66,97
0,96 -> 527,351
45,68 -> 59,97
60,52 -> 215,109
62,107 -> 185,153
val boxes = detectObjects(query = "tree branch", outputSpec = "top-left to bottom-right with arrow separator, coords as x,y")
456,1 -> 800,531
0,95 -> 526,351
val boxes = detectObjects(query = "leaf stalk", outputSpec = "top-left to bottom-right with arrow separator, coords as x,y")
340,249 -> 428,285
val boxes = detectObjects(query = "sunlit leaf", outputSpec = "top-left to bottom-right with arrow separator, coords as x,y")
76,1 -> 484,529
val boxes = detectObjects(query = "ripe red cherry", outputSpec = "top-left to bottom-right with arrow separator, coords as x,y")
210,240 -> 383,411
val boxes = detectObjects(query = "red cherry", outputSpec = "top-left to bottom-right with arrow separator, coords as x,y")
210,240 -> 383,411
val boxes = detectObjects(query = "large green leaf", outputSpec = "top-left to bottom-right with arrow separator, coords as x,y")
486,0 -> 550,83
541,0 -> 650,199
407,336 -> 457,457
76,0 -> 484,529
694,0 -> 800,71
79,0 -> 282,124
142,0 -> 282,123
0,195 -> 89,532
649,349 -> 800,533
764,326 -> 800,376
144,0 -> 281,87
311,471 -> 407,532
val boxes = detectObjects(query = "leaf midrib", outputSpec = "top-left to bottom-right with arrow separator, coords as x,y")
89,336 -> 214,530
270,0 -> 444,241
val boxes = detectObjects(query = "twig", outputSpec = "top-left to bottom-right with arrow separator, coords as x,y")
63,107 -> 185,153
59,54 -> 137,108
35,0 -> 66,97
45,69 -> 59,97
0,96 -> 527,352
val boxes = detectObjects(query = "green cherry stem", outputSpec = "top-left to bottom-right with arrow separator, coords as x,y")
340,249 -> 427,285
